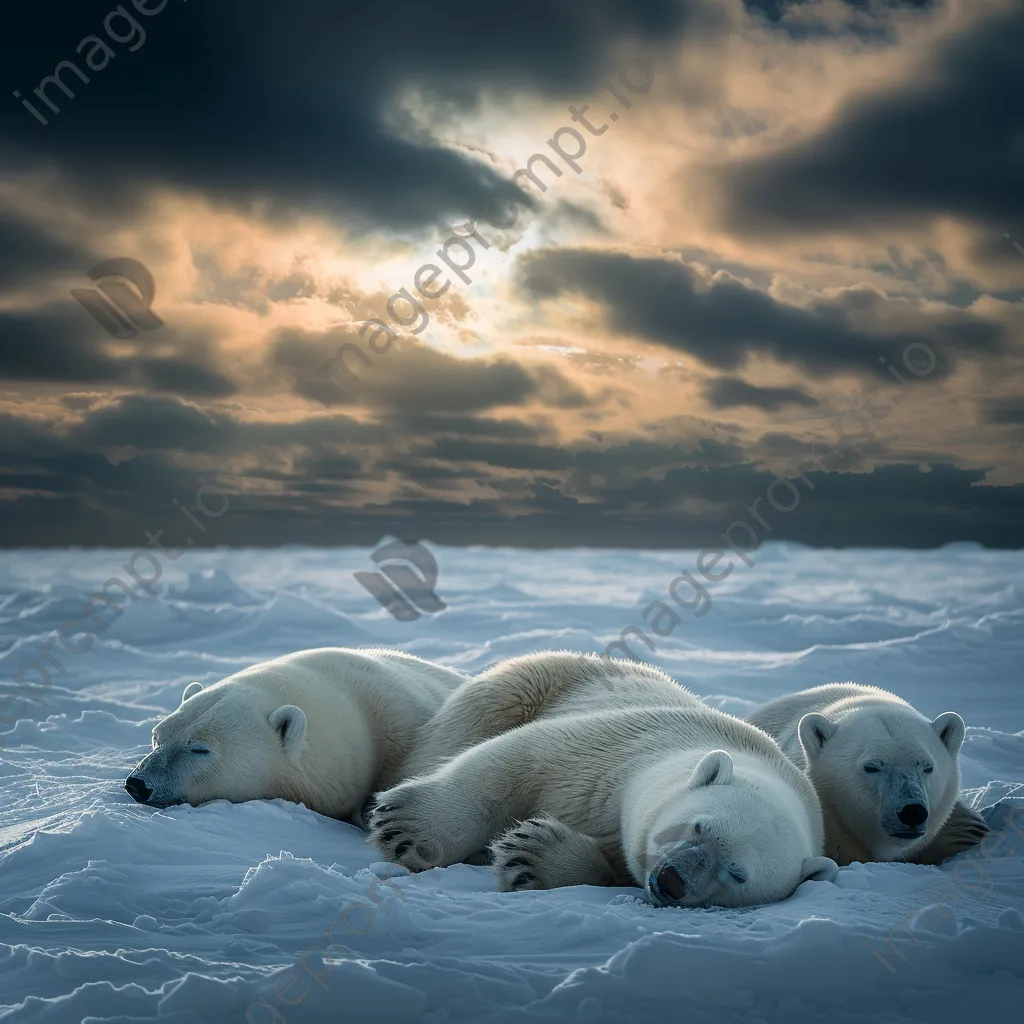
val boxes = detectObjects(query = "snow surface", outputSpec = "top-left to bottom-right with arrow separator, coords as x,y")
1,543 -> 1022,1023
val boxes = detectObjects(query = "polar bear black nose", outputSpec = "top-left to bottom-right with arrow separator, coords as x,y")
125,776 -> 153,803
897,803 -> 928,828
656,865 -> 687,901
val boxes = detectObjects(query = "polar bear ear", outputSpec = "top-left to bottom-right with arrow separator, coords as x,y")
181,681 -> 204,704
269,704 -> 307,752
798,713 -> 836,760
800,856 -> 839,884
931,712 -> 965,755
689,750 -> 733,788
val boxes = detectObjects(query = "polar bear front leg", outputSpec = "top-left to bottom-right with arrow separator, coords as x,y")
368,731 -> 540,871
491,815 -> 617,892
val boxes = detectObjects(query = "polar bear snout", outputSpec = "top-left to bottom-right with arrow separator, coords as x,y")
654,864 -> 687,902
124,745 -> 192,809
124,766 -> 180,808
897,802 -> 928,828
891,801 -> 928,838
124,775 -> 153,804
877,770 -> 931,840
647,841 -> 713,907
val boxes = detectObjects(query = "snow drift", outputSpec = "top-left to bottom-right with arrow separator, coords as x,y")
1,543 -> 1022,1023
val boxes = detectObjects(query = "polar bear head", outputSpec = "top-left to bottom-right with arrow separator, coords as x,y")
124,679 -> 318,811
642,750 -> 838,908
797,704 -> 964,860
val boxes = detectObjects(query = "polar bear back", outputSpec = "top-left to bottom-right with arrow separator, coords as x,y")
244,646 -> 466,725
406,650 -> 700,776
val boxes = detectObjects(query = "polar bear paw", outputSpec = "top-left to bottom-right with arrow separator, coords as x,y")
366,783 -> 447,872
491,815 -> 615,892
912,801 -> 990,865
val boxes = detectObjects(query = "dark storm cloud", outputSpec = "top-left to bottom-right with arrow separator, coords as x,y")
0,307 -> 124,382
0,411 -> 64,460
67,394 -> 380,454
380,411 -> 547,442
0,303 -> 238,397
397,435 -> 746,480
424,439 -> 577,472
69,394 -> 239,453
242,462 -> 1023,549
3,0 -> 715,232
717,5 -> 1024,236
342,461 -> 1024,550
1,396 -> 1022,547
0,211 -> 235,399
744,1 -> 937,18
0,215 -> 237,400
742,1 -> 938,42
134,357 -> 237,398
984,397 -> 1024,426
704,376 -> 818,411
516,248 -> 1005,377
1,2 -> 1020,552
0,212 -> 91,288
270,329 -> 591,414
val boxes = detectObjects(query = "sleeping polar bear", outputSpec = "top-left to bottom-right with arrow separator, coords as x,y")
369,652 -> 837,908
747,683 -> 988,866
124,647 -> 465,823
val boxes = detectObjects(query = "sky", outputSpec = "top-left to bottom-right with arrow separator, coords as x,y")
1,0 -> 1022,548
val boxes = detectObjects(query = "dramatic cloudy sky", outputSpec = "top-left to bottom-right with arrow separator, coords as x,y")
1,0 -> 1022,547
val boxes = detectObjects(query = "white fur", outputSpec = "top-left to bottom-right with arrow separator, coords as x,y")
125,647 -> 465,822
405,650 -> 696,775
747,683 -> 971,865
370,653 -> 836,908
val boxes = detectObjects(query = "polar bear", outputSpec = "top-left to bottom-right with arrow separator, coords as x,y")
369,653 -> 837,908
747,683 -> 987,866
124,647 -> 466,822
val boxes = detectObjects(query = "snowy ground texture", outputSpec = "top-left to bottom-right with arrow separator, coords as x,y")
1,542 -> 1023,1024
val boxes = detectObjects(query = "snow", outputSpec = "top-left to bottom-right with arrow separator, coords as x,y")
1,543 -> 1022,1023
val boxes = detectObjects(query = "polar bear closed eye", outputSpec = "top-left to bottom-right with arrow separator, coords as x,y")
747,683 -> 984,865
123,647 -> 466,823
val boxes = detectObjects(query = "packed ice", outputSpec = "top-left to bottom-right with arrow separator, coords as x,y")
1,543 -> 1022,1023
